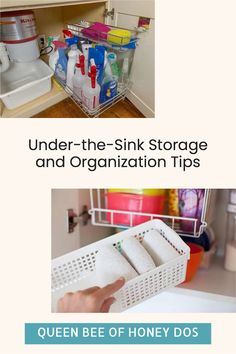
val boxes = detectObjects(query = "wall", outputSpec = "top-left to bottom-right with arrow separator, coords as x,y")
34,2 -> 106,40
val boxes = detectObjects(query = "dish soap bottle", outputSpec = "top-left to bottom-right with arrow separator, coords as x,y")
72,54 -> 85,100
82,59 -> 101,111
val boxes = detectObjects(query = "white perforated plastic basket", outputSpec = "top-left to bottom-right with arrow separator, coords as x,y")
51,220 -> 190,312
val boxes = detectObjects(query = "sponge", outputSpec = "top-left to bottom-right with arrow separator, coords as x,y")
107,29 -> 131,45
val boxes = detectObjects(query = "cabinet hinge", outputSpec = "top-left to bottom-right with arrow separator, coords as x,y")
104,8 -> 115,20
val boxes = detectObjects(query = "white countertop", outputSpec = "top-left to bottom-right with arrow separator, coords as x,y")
125,287 -> 236,313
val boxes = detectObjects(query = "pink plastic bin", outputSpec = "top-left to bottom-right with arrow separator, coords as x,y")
106,192 -> 166,226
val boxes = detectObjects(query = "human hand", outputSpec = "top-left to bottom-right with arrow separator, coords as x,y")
57,277 -> 125,313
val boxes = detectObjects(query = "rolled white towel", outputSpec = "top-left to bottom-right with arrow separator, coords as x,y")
121,236 -> 156,274
96,245 -> 138,286
142,229 -> 179,266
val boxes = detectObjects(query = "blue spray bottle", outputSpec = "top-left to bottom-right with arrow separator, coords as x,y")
88,46 -> 105,85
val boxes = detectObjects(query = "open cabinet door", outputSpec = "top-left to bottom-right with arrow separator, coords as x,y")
51,189 -> 114,258
106,0 -> 155,117
51,189 -> 80,259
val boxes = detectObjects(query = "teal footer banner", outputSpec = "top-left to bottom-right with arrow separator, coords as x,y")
25,323 -> 211,344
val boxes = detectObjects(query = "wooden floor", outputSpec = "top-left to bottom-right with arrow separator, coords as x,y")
34,97 -> 145,118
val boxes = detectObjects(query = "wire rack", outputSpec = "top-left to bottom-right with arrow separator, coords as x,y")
89,189 -> 210,238
54,76 -> 130,118
67,22 -> 139,49
53,21 -> 138,117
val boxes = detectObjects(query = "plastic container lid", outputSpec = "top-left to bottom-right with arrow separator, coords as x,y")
108,189 -> 166,196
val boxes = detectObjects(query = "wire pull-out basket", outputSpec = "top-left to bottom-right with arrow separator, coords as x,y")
51,220 -> 190,312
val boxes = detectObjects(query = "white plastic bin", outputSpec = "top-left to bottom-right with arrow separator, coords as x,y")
0,59 -> 53,109
51,220 -> 190,312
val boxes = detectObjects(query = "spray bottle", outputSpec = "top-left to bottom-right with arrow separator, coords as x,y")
100,52 -> 118,103
82,43 -> 92,75
49,40 -> 67,72
88,45 -> 105,85
55,46 -> 68,83
107,52 -> 120,81
72,54 -> 86,100
82,59 -> 101,111
66,44 -> 78,89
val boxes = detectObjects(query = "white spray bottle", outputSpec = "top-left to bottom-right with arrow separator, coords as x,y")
72,54 -> 86,100
82,43 -> 92,75
82,59 -> 101,111
66,44 -> 78,89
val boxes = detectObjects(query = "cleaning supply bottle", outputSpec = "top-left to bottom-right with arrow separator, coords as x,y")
100,54 -> 118,103
49,49 -> 59,72
88,45 -> 105,85
47,35 -> 60,51
66,44 -> 78,89
82,59 -> 101,111
49,48 -> 59,72
118,57 -> 129,91
55,47 -> 68,83
49,40 -> 67,72
107,52 -> 120,81
82,43 -> 92,75
72,54 -> 85,100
